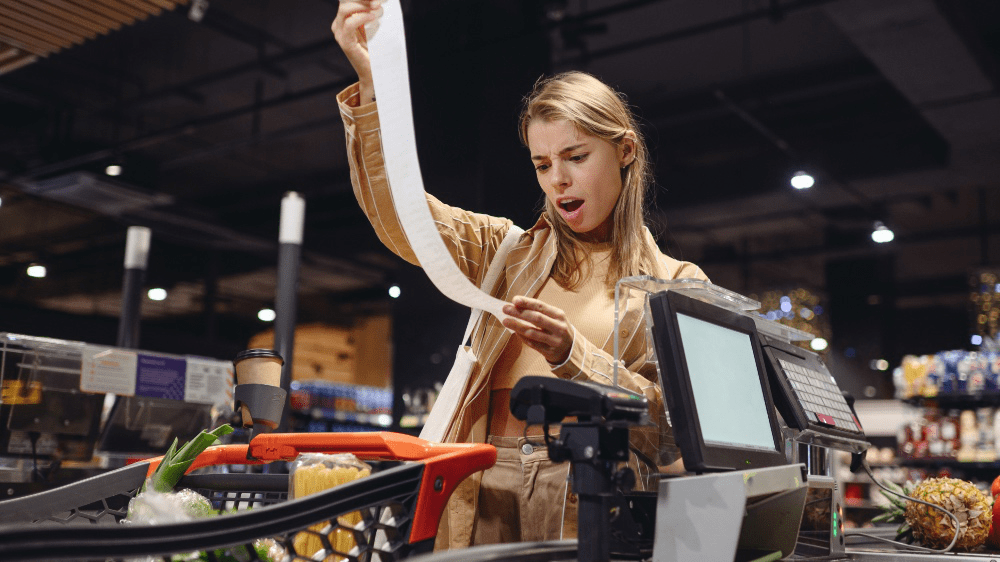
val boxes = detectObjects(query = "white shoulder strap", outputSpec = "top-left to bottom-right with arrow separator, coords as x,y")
462,225 -> 524,343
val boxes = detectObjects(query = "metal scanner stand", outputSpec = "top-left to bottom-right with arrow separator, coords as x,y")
508,375 -> 654,562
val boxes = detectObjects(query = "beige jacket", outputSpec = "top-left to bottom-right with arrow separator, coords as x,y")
337,83 -> 709,548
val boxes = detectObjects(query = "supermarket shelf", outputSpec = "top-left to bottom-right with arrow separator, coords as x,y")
290,409 -> 392,428
287,380 -> 394,432
399,414 -> 428,429
309,408 -> 391,427
898,458 -> 1000,470
840,477 -> 905,485
904,391 -> 1000,408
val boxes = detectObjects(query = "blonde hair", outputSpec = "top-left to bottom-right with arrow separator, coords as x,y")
519,71 -> 658,290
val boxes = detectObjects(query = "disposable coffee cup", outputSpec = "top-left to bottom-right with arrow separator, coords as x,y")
233,349 -> 284,428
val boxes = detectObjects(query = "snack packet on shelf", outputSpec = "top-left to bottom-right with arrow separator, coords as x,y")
289,453 -> 372,559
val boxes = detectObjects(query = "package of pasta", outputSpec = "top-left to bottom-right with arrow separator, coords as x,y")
289,453 -> 372,558
290,452 -> 372,499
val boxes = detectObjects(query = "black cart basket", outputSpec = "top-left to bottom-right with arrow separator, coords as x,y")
0,431 -> 496,562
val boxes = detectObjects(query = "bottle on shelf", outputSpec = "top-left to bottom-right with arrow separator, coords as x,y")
958,409 -> 978,462
976,407 -> 997,462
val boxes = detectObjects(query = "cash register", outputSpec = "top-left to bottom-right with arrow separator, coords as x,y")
410,280 -> 868,562
646,289 -> 809,562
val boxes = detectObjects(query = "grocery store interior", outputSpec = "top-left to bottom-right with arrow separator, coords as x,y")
0,0 -> 999,560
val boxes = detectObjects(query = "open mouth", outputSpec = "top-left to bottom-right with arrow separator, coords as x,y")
558,199 -> 584,213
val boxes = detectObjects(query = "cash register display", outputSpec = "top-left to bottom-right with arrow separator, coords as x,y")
676,313 -> 777,451
648,291 -> 786,472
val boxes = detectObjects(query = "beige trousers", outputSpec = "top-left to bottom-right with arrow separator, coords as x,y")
472,435 -> 578,544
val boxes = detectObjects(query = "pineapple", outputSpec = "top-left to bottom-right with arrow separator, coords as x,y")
876,477 -> 992,550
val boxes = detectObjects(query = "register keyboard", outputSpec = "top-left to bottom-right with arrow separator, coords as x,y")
761,336 -> 866,441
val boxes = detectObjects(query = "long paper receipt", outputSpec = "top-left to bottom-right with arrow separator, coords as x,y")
367,1 -> 510,321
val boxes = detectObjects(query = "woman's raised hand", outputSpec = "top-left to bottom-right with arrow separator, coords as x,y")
501,296 -> 575,366
332,0 -> 383,104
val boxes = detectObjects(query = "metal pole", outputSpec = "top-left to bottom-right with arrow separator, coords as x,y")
117,226 -> 151,348
576,460 -> 613,562
274,192 -> 304,432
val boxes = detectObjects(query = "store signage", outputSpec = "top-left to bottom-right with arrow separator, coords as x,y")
80,345 -> 233,407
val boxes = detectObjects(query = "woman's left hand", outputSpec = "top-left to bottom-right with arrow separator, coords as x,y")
501,296 -> 574,365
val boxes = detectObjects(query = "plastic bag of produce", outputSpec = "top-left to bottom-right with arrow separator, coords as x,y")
124,424 -> 234,525
126,487 -> 214,525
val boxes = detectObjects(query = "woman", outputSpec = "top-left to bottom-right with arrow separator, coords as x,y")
332,0 -> 708,549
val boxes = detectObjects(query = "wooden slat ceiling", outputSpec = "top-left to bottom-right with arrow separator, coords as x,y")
0,0 -> 190,75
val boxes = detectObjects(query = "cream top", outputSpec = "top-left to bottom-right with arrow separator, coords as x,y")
490,244 -> 615,390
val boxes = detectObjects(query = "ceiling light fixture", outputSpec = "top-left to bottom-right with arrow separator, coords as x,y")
810,337 -> 828,351
188,0 -> 209,22
258,308 -> 276,322
388,285 -> 401,299
105,164 -> 122,176
871,221 -> 894,243
790,171 -> 814,190
147,288 -> 167,301
26,264 -> 46,278
870,359 -> 890,371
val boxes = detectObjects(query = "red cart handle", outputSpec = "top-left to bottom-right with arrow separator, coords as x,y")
145,432 -> 494,475
247,431 -> 495,463
144,432 -> 497,543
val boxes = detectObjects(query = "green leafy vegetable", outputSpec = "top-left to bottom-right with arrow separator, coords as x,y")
146,424 -> 234,493
170,542 -> 273,562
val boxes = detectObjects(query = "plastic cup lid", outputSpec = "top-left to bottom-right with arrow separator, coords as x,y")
234,348 -> 284,365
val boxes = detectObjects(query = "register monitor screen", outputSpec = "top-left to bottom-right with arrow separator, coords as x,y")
648,290 -> 786,473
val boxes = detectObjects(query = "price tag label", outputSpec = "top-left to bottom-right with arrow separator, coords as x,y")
81,346 -> 137,395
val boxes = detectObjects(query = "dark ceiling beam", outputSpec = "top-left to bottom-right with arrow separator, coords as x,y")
189,8 -> 294,80
6,76 -> 355,182
206,179 -> 357,220
123,205 -> 386,283
0,270 -> 116,302
159,114 -> 343,171
641,59 -> 884,130
712,87 -> 878,220
566,0 -> 670,24
0,210 -> 387,300
932,0 -> 1000,93
825,0 -> 1000,150
658,181 -> 986,243
122,37 -> 340,110
0,82 -> 53,108
708,88 -> 834,233
636,54 -> 946,233
15,0 -> 839,182
1,185 -> 382,291
712,89 -> 793,155
196,7 -> 294,52
694,220 -> 1000,267
0,0 -> 872,166
557,0 -> 840,65
0,220 -> 122,259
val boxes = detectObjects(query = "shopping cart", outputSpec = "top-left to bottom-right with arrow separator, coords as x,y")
0,432 -> 496,562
